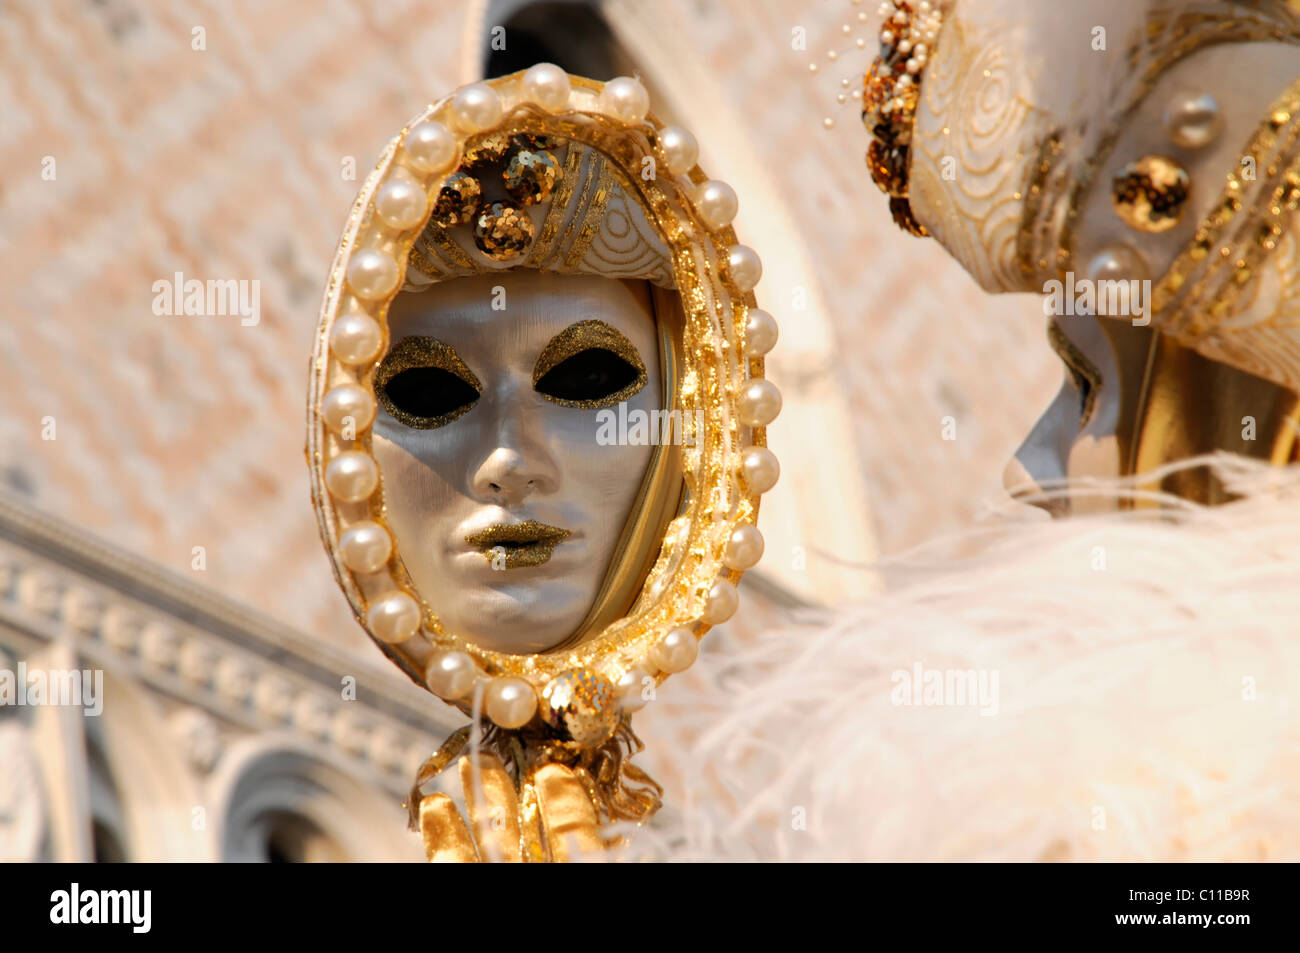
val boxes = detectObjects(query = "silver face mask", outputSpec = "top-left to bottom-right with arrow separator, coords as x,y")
373,271 -> 662,654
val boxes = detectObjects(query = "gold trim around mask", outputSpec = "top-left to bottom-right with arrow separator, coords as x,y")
307,71 -> 769,700
556,285 -> 686,654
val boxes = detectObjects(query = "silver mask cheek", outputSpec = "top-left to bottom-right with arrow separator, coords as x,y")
371,272 -> 662,655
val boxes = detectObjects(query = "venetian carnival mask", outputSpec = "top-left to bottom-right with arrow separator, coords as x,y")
308,66 -> 779,859
863,0 -> 1300,512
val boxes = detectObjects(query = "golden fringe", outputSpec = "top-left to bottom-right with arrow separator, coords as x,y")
404,718 -> 662,832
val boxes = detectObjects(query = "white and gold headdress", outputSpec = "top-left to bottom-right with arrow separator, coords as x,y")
864,0 -> 1300,394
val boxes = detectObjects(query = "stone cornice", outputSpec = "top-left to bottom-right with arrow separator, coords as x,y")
0,490 -> 462,797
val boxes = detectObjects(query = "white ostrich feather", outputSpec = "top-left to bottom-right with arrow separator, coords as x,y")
615,456 -> 1300,861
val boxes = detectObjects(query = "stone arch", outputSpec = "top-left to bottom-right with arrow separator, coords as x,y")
209,734 -> 421,863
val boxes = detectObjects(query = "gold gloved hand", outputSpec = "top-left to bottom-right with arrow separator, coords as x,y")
419,752 -> 606,863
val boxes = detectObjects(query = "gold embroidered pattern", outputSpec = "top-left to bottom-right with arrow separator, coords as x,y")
562,155 -> 615,269
525,144 -> 583,267
1148,78 -> 1300,387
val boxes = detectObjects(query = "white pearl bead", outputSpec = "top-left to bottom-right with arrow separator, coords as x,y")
1086,244 -> 1149,284
650,628 -> 698,674
740,446 -> 780,494
374,169 -> 428,230
737,379 -> 782,426
600,76 -> 649,124
521,62 -> 571,112
324,450 -> 379,502
723,524 -> 764,570
1163,92 -> 1221,149
367,591 -> 421,643
329,310 -> 383,365
485,678 -> 537,729
727,245 -> 762,291
425,650 -> 477,699
659,126 -> 699,176
616,667 -> 653,712
701,579 -> 739,625
744,308 -> 778,356
695,180 -> 739,230
346,249 -> 400,300
321,384 -> 376,435
404,121 -> 457,174
339,520 -> 392,573
449,82 -> 503,133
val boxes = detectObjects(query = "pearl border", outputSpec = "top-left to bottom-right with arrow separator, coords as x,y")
307,69 -> 781,732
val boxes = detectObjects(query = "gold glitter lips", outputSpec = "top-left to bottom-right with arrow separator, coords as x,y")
466,520 -> 572,568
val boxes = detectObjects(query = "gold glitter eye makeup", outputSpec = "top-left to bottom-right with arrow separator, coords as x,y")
375,336 -> 482,429
532,319 -> 648,409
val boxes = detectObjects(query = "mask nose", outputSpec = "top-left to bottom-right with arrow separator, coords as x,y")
470,446 -> 559,506
1003,451 -> 1065,518
1002,454 -> 1038,498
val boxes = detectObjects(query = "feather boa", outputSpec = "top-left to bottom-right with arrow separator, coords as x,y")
616,456 -> 1300,861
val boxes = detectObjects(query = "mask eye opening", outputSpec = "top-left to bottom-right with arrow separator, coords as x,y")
374,336 -> 482,429
532,320 -> 648,410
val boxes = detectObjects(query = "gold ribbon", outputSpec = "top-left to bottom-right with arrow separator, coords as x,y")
405,718 -> 662,837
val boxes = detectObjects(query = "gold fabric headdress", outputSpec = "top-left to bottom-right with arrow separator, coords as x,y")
404,135 -> 674,289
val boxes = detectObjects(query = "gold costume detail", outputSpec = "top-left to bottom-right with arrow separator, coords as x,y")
861,0 -> 948,236
1151,77 -> 1300,387
1111,155 -> 1191,233
541,668 -> 620,748
472,200 -> 535,261
308,71 -> 770,861
408,719 -> 662,862
898,1 -> 1300,287
881,2 -> 1300,508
